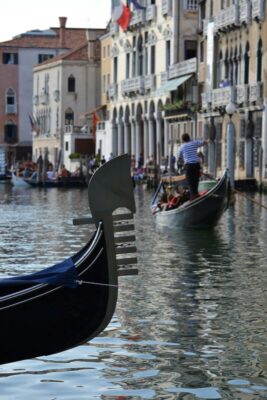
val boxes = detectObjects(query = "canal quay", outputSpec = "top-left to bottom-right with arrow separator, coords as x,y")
0,182 -> 267,399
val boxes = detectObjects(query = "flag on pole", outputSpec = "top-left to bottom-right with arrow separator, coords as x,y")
130,0 -> 146,10
92,112 -> 100,143
111,0 -> 131,31
28,113 -> 40,134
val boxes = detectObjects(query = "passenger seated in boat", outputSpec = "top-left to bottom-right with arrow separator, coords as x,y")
47,166 -> 57,180
157,191 -> 168,210
166,185 -> 189,210
58,165 -> 70,179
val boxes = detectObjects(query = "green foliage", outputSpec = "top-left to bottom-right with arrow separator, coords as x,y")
69,152 -> 81,160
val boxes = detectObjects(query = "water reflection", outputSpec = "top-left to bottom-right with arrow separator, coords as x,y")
0,184 -> 267,399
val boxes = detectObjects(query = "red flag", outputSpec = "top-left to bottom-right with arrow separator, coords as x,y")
92,112 -> 100,142
112,0 -> 131,31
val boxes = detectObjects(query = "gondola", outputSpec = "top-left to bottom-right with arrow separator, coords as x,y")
0,155 -> 137,365
151,169 -> 230,229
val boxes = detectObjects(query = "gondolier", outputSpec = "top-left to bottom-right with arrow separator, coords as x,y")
177,133 -> 207,200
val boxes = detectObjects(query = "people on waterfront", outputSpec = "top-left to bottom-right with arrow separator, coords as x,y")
58,165 -> 70,178
177,133 -> 207,200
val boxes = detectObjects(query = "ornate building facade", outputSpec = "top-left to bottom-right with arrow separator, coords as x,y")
106,0 -> 199,167
198,0 -> 267,184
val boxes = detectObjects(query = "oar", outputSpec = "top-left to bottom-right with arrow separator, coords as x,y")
233,188 -> 267,210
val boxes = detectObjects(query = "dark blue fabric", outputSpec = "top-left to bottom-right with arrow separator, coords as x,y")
0,258 -> 78,288
130,0 -> 146,10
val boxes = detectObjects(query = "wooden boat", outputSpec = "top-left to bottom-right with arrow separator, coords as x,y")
11,172 -> 31,187
25,176 -> 88,188
151,169 -> 230,228
0,155 -> 137,365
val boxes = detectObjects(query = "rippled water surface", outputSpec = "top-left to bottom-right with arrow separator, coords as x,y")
1,182 -> 267,399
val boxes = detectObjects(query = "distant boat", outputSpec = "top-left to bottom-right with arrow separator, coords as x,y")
0,155 -> 137,365
11,172 -> 88,188
151,170 -> 230,229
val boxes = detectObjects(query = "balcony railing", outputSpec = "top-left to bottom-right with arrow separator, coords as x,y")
53,90 -> 60,102
168,58 -> 197,79
214,4 -> 240,32
108,83 -> 118,100
64,125 -> 85,134
160,71 -> 168,85
251,0 -> 265,21
211,86 -> 235,108
146,4 -> 157,21
110,21 -> 119,36
144,74 -> 156,91
239,0 -> 251,24
162,0 -> 172,16
236,84 -> 249,106
5,104 -> 17,114
249,82 -> 263,104
129,9 -> 146,27
121,76 -> 144,96
33,95 -> 39,106
39,92 -> 49,105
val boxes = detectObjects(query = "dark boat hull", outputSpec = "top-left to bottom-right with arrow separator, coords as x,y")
0,224 -> 115,365
152,170 -> 230,228
25,177 -> 87,188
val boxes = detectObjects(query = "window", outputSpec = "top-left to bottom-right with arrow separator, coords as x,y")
184,40 -> 197,59
150,45 -> 156,74
137,36 -> 143,76
5,88 -> 16,114
68,75 -> 75,92
166,40 -> 171,69
257,39 -> 262,82
184,0 -> 197,11
38,54 -> 53,64
3,52 -> 18,65
200,41 -> 204,63
113,57 -> 118,83
126,53 -> 130,78
65,109 -> 74,125
4,121 -> 17,143
65,141 -> 69,151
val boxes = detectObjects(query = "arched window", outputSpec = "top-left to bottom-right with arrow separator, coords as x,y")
65,108 -> 74,125
224,49 -> 229,79
4,120 -> 17,143
257,38 -> 262,82
5,88 -> 16,114
137,35 -> 143,76
244,42 -> 250,84
68,75 -> 75,92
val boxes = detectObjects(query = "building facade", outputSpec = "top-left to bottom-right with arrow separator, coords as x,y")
106,0 -> 198,167
0,17 -> 92,168
198,0 -> 267,184
32,29 -> 104,172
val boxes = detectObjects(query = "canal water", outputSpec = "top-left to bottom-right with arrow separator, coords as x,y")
0,182 -> 267,399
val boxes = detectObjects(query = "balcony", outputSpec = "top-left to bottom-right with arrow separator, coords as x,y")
251,0 -> 265,21
121,77 -> 144,96
64,125 -> 85,134
211,86 -> 235,109
53,90 -> 60,102
160,71 -> 168,85
162,0 -> 172,16
33,95 -> 39,106
39,92 -> 49,105
146,4 -> 156,21
5,104 -> 17,114
129,9 -> 146,27
214,4 -> 240,32
168,58 -> 197,80
239,0 -> 251,24
108,83 -> 118,100
236,84 -> 249,106
144,74 -> 156,92
249,82 -> 263,104
110,21 -> 119,36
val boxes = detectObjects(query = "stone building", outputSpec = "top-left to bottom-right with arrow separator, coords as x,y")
106,0 -> 198,167
0,17 -> 91,167
32,29 -> 104,172
198,0 -> 267,186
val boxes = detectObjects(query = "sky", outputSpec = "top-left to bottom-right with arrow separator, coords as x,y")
0,0 -> 111,42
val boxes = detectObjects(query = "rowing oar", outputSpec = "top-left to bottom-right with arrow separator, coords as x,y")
233,188 -> 267,210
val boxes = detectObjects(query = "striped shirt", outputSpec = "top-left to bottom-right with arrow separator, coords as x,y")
178,140 -> 204,164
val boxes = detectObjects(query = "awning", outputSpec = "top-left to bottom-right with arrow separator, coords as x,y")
155,74 -> 193,96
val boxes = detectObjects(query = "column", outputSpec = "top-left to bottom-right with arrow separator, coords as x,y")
118,120 -> 123,155
226,118 -> 235,187
148,118 -> 154,159
131,118 -> 136,166
156,116 -> 162,166
124,123 -> 130,154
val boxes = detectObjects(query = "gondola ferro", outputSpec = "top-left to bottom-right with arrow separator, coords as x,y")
0,155 -> 137,365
